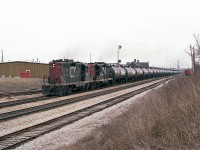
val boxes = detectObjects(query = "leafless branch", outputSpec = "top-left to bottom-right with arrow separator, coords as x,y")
184,50 -> 191,56
193,33 -> 200,55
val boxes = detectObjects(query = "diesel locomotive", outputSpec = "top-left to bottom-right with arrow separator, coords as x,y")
42,59 -> 181,96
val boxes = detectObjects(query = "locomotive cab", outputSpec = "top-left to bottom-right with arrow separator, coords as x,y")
48,61 -> 63,84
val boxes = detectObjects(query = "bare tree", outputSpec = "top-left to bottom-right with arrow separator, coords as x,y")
185,34 -> 200,74
193,34 -> 200,64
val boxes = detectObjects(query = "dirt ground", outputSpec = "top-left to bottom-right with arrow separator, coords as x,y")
0,78 -> 42,95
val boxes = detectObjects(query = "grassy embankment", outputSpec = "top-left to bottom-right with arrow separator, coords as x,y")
70,69 -> 200,150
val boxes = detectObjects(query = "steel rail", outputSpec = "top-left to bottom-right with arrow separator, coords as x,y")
0,78 -> 158,109
0,77 -> 164,122
0,96 -> 53,109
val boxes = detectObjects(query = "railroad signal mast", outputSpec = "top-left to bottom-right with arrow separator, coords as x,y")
117,45 -> 122,66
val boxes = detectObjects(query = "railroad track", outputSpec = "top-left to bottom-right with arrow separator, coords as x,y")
0,77 -> 160,109
0,77 -> 165,122
0,77 -> 171,150
0,96 -> 52,109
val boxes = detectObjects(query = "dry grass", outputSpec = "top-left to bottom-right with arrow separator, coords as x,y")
0,78 -> 42,94
68,69 -> 200,150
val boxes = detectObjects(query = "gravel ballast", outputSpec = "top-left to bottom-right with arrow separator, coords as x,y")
0,79 -> 164,136
12,79 -> 168,150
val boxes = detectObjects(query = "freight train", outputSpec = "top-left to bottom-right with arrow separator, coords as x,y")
42,59 -> 181,96
184,69 -> 191,76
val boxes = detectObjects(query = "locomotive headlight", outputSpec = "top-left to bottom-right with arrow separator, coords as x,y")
53,64 -> 55,67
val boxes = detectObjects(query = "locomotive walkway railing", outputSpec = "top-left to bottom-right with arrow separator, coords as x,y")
43,75 -> 89,86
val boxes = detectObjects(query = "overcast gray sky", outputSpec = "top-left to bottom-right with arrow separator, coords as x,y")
0,0 -> 200,68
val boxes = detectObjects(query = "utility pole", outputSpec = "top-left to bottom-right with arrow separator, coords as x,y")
177,60 -> 180,69
190,44 -> 194,73
1,49 -> 3,63
193,46 -> 196,73
190,44 -> 196,73
166,49 -> 168,68
90,53 -> 91,63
